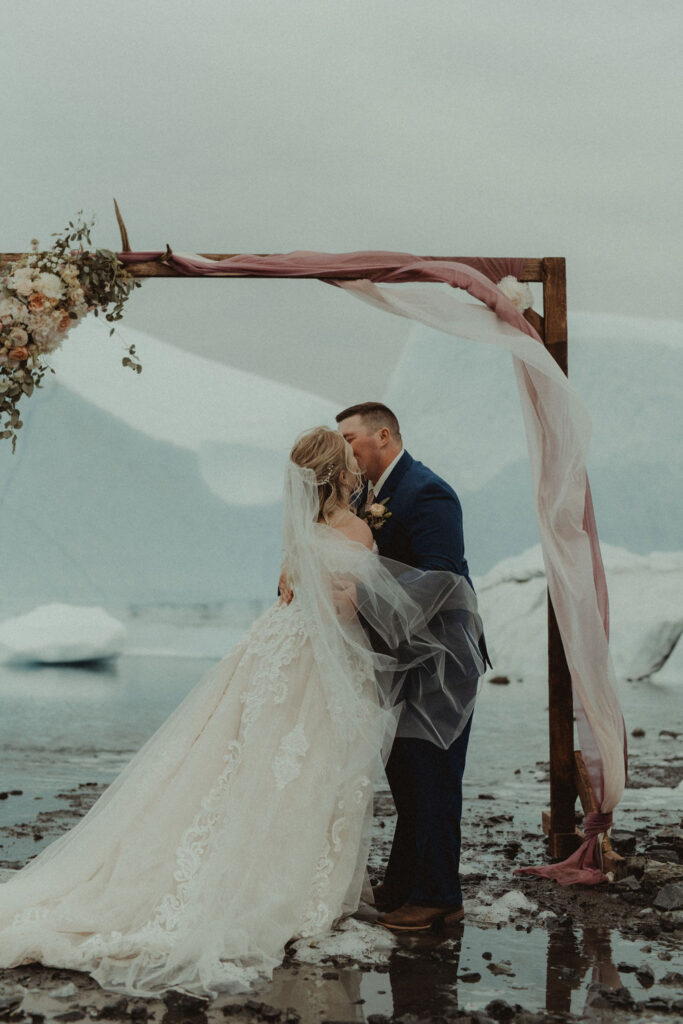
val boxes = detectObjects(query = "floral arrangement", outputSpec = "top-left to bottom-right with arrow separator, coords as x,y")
0,215 -> 141,451
362,496 -> 392,531
497,275 -> 534,313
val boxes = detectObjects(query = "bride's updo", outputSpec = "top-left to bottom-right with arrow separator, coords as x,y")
290,426 -> 362,523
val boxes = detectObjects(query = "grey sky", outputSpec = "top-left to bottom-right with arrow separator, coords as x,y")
3,1 -> 681,398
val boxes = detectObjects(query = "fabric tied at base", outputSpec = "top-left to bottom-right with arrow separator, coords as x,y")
514,812 -> 613,886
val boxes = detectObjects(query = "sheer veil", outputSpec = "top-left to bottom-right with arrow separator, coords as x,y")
282,461 -> 485,750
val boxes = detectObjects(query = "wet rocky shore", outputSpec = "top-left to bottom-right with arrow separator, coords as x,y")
0,752 -> 681,1024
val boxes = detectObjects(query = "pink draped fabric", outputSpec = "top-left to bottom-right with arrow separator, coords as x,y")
516,813 -> 614,885
117,249 -> 627,883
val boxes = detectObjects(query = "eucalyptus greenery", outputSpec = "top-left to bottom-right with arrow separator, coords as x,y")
0,213 -> 142,452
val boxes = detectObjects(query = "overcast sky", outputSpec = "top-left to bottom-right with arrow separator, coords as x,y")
2,1 -> 681,398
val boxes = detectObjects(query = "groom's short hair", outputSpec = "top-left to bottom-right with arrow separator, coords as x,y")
336,402 -> 401,442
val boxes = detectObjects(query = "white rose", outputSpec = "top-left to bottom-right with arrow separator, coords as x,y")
0,297 -> 25,321
369,503 -> 386,516
36,273 -> 64,300
497,276 -> 534,313
9,267 -> 36,297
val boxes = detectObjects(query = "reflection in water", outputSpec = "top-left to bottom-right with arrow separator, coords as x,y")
546,924 -> 623,1018
389,924 -> 463,1018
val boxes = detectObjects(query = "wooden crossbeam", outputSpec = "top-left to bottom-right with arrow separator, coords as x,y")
0,253 -> 545,282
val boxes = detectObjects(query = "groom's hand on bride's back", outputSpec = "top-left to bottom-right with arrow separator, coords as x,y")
278,570 -> 294,605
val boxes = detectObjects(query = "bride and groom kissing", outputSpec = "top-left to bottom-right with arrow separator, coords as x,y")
0,402 -> 486,998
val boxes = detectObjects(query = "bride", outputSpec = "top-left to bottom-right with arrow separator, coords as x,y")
0,427 -> 484,998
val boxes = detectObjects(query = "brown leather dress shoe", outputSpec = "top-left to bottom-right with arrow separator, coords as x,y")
377,902 -> 464,931
370,883 -> 403,913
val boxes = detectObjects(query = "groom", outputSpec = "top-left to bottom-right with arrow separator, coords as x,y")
336,402 -> 485,932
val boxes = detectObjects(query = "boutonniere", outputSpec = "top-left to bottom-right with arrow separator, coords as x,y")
362,495 -> 392,531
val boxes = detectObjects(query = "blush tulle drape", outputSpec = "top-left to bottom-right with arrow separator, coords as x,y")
117,249 -> 627,882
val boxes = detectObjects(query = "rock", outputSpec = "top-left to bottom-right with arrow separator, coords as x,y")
486,961 -> 515,977
653,881 -> 683,910
367,1016 -> 391,1024
635,964 -> 655,988
662,909 -> 683,930
488,676 -> 510,685
617,962 -> 638,973
482,951 -> 492,960
484,1000 -> 515,1021
585,983 -> 634,1010
613,874 -> 640,891
631,727 -> 645,737
96,997 -> 128,1019
459,972 -> 481,983
610,830 -> 637,856
53,1013 -> 86,1022
478,794 -> 495,800
662,971 -> 683,986
659,729 -> 680,739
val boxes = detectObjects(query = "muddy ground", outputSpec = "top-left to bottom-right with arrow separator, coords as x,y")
0,750 -> 682,1024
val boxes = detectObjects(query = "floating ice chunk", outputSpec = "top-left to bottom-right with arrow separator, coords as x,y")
467,888 -> 536,925
293,918 -> 395,965
0,604 -> 125,664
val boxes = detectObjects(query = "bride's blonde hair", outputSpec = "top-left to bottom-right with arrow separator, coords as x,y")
290,426 -> 362,523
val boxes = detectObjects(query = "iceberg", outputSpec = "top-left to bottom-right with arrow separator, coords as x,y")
0,604 -> 126,664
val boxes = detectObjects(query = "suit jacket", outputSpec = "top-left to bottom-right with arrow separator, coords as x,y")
364,451 -> 472,585
361,451 -> 491,693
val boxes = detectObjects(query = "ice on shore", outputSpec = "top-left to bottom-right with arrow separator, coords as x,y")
0,604 -> 125,664
474,544 -> 683,684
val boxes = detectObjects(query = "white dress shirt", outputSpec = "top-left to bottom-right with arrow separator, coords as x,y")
370,449 -> 405,500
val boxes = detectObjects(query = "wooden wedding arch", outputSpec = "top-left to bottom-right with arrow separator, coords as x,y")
1,214 -> 622,873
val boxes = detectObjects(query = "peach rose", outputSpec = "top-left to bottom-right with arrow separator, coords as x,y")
58,314 -> 71,331
28,293 -> 45,311
9,345 -> 29,362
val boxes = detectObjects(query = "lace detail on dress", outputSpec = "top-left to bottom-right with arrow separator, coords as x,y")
299,775 -> 372,937
273,723 -> 309,790
239,604 -> 307,734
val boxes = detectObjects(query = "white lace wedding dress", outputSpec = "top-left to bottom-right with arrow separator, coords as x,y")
0,465 -> 483,998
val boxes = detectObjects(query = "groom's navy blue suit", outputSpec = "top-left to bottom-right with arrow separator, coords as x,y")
366,451 -> 479,910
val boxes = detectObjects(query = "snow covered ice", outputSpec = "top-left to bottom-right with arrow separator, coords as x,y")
0,604 -> 125,664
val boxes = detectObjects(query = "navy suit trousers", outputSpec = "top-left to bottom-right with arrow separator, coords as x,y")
383,714 -> 473,908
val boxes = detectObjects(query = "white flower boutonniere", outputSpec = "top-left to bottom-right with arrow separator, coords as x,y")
363,496 -> 392,531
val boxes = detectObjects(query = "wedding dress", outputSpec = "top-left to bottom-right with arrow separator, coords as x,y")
0,465 -> 484,998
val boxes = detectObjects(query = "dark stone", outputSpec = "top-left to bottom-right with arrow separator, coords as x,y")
631,727 -> 645,737
488,676 -> 510,686
459,972 -> 481,983
646,846 -> 680,864
97,998 -> 128,1020
641,997 -> 671,1012
0,794 -> 7,800
617,961 -> 638,973
128,1008 -> 149,1021
659,729 -> 680,738
484,1000 -> 515,1021
322,972 -> 339,980
613,875 -> 641,892
486,961 -> 515,977
9,791 -> 22,796
367,1017 -> 391,1024
653,882 -> 683,911
610,830 -> 637,856
481,951 -> 492,960
502,842 -> 521,861
477,794 -> 495,801
661,970 -> 683,986
585,983 -> 634,1010
53,1014 -> 85,1023
220,1007 -> 244,1018
635,964 -> 655,988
